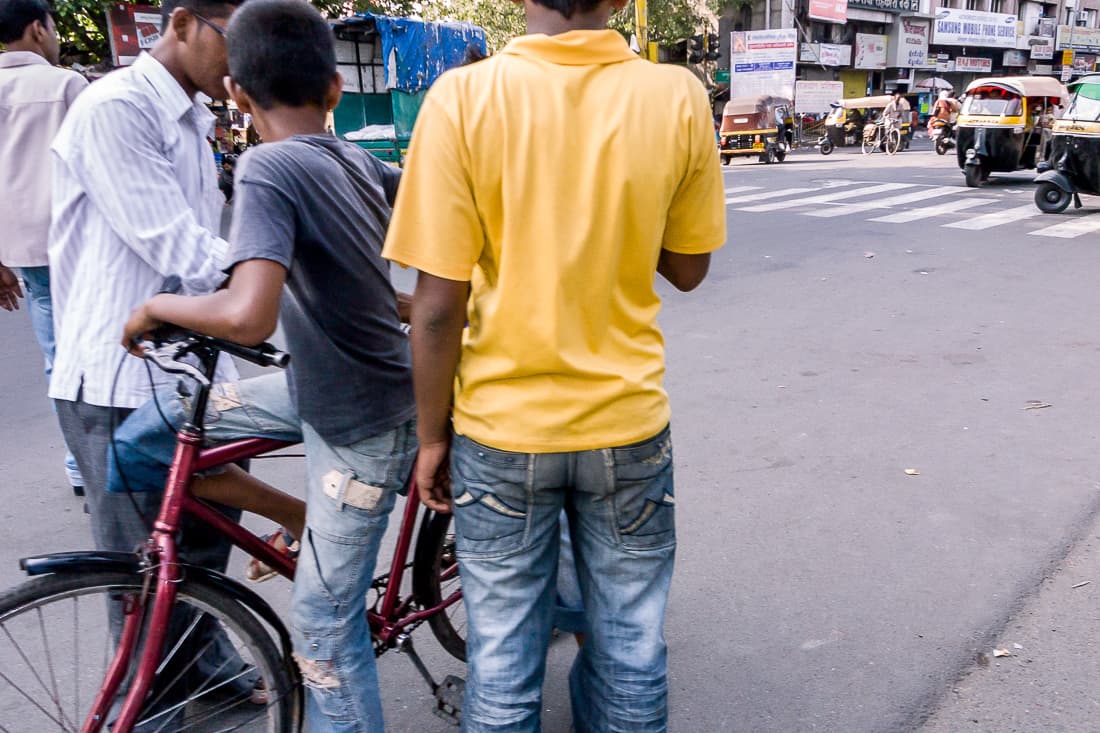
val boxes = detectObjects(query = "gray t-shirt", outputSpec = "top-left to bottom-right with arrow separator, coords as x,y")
227,134 -> 414,445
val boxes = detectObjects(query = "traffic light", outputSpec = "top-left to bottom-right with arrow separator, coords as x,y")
689,34 -> 704,64
706,33 -> 720,61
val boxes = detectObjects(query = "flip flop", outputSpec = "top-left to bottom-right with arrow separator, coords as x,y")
246,528 -> 299,583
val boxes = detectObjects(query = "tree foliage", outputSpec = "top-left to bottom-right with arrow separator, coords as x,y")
50,0 -> 719,66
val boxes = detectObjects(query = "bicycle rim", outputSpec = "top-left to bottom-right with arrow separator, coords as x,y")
0,571 -> 295,733
412,513 -> 467,662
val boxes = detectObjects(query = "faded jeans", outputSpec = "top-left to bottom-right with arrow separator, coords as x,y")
109,371 -> 418,732
451,426 -> 676,733
15,266 -> 83,487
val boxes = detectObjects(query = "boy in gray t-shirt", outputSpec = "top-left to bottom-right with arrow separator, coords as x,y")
114,1 -> 415,728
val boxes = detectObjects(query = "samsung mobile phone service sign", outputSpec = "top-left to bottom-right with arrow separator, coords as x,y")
730,29 -> 798,100
932,8 -> 1018,49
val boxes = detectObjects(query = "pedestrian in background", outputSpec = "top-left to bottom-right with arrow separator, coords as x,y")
0,0 -> 88,496
384,0 -> 726,729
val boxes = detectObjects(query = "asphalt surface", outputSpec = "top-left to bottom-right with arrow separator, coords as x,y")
3,141 -> 1100,731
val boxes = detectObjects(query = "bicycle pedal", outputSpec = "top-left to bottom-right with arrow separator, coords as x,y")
432,674 -> 464,727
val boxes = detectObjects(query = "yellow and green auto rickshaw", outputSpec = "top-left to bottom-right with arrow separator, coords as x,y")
719,95 -> 794,164
955,76 -> 1067,187
815,95 -> 911,155
1034,74 -> 1100,213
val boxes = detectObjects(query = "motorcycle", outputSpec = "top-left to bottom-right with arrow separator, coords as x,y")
928,118 -> 955,156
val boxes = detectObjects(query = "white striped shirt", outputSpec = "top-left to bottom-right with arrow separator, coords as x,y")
48,53 -> 236,408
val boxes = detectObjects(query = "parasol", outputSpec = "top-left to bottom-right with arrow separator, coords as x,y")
915,77 -> 954,92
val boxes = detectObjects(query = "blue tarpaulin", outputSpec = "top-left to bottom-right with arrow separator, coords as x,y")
360,13 -> 486,93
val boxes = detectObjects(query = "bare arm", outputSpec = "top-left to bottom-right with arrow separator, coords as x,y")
409,272 -> 469,512
658,250 -> 711,292
0,265 -> 23,312
121,259 -> 286,349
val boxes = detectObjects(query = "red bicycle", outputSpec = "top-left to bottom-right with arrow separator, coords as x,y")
0,329 -> 465,732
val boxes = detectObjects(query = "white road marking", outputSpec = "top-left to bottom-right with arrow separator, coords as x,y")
726,185 -> 850,205
869,197 -> 997,223
805,186 -> 966,218
1028,212 -> 1100,239
737,183 -> 914,212
724,186 -> 762,195
944,204 -> 1039,230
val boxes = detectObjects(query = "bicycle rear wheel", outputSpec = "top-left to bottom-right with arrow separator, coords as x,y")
0,571 -> 296,732
412,512 -> 467,662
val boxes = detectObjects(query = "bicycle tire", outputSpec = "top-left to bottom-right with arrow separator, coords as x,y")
861,133 -> 876,155
0,571 -> 296,732
885,128 -> 902,155
412,512 -> 467,662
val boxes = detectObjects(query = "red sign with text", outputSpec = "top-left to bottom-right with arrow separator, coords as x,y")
106,3 -> 162,66
809,0 -> 847,24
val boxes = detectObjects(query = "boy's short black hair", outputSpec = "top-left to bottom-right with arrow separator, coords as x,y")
0,0 -> 50,44
160,0 -> 246,33
226,0 -> 335,110
531,0 -> 603,18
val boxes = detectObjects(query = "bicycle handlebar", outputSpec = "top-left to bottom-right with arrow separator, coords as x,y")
142,326 -> 291,384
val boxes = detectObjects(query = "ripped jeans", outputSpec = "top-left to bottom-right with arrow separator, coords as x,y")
108,371 -> 417,732
451,426 -> 675,733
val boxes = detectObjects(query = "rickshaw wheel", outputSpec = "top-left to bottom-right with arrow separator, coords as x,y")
721,155 -> 732,166
819,139 -> 833,155
1035,182 -> 1072,214
964,165 -> 984,188
774,148 -> 787,163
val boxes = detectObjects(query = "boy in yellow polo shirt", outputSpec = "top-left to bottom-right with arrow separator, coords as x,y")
383,1 -> 725,730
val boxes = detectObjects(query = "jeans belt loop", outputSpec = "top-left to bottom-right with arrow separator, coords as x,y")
335,471 -> 354,511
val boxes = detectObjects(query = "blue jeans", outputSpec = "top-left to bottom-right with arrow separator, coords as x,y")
451,426 -> 676,733
109,372 -> 418,732
15,266 -> 83,487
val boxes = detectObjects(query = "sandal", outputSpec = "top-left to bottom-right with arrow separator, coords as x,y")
246,528 -> 299,583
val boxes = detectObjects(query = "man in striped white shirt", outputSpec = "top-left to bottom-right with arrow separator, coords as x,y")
48,0 -> 244,561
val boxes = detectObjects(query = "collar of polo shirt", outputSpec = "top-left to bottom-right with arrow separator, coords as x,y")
499,29 -> 639,66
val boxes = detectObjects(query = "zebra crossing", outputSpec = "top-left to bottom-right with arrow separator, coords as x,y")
723,180 -> 1100,240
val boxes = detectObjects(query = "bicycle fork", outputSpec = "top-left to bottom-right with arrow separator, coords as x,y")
83,429 -> 202,733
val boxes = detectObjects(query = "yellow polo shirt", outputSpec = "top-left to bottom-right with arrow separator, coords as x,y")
383,30 -> 726,453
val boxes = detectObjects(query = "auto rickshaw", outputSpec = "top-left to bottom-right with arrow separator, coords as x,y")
816,95 -> 911,155
1034,74 -> 1100,213
719,95 -> 794,164
955,76 -> 1067,187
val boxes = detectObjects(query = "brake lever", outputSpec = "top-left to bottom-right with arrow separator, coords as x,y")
141,343 -> 211,387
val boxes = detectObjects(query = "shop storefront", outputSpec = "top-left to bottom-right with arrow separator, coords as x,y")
929,8 -> 1021,91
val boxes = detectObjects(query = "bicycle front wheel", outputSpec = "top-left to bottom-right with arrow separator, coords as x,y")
885,128 -> 902,155
0,571 -> 296,732
861,133 -> 876,155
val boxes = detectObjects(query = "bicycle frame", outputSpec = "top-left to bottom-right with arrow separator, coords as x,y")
82,344 -> 462,733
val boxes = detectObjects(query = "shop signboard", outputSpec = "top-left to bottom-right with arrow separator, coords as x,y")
1062,65 -> 1073,81
809,0 -> 848,24
730,29 -> 798,100
795,80 -> 844,114
1029,37 -> 1054,60
1002,49 -> 1028,66
1074,54 -> 1098,73
854,33 -> 888,69
955,56 -> 993,73
848,0 -> 919,12
799,43 -> 852,66
1032,63 -> 1054,75
888,19 -> 932,68
935,53 -> 955,72
932,8 -> 1018,49
1056,25 -> 1100,54
106,3 -> 162,66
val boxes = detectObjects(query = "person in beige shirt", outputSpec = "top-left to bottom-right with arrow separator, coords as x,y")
0,0 -> 88,494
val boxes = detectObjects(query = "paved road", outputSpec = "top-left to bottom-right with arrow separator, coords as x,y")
3,145 -> 1100,731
